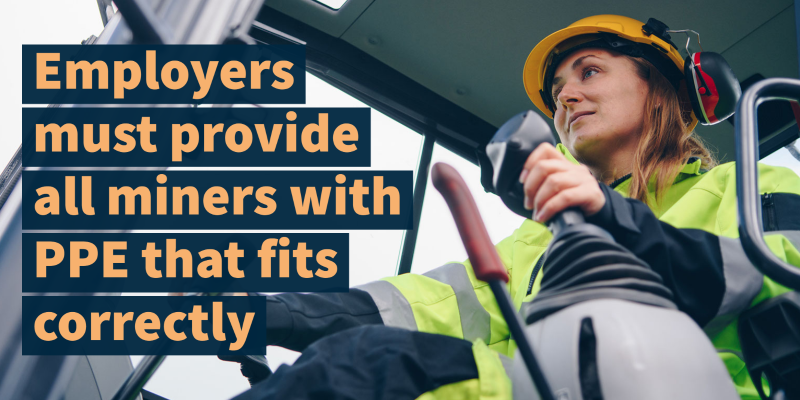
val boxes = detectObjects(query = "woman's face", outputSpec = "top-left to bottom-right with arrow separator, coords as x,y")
550,48 -> 649,167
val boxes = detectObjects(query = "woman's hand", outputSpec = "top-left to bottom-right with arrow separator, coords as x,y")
519,143 -> 605,222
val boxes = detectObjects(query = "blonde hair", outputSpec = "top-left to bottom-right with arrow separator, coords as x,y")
626,57 -> 717,204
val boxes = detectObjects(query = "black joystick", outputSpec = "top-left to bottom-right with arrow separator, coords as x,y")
485,110 -> 584,237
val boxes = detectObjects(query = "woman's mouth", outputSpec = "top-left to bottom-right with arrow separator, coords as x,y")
569,112 -> 594,130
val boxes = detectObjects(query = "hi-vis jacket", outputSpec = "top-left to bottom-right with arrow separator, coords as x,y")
266,146 -> 800,400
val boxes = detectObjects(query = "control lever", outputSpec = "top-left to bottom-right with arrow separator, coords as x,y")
432,162 -> 555,400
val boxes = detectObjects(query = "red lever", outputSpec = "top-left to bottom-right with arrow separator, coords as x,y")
431,162 -> 509,283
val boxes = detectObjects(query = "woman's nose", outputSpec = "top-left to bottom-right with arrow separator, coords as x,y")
557,81 -> 582,106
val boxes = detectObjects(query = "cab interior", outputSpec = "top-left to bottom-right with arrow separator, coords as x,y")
5,1 -> 800,399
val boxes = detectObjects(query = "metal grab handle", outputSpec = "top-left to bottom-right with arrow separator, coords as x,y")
735,77 -> 800,290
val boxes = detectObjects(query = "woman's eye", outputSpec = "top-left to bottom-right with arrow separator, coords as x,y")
583,68 -> 598,79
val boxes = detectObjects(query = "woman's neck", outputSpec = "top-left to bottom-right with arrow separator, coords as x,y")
584,151 -> 634,185
578,139 -> 636,185
592,169 -> 626,185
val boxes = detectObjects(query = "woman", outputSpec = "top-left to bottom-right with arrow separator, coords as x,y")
235,15 -> 800,400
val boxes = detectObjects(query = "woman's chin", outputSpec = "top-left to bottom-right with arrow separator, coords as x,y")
569,131 -> 601,152
570,136 -> 609,164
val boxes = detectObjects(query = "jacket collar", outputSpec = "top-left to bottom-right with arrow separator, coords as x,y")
555,144 -> 706,191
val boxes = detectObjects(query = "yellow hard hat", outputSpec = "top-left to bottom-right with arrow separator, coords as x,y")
523,15 -> 698,130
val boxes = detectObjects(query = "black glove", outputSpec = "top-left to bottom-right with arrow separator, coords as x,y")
218,354 -> 273,386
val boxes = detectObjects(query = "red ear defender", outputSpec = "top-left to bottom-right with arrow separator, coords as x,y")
684,52 -> 742,125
